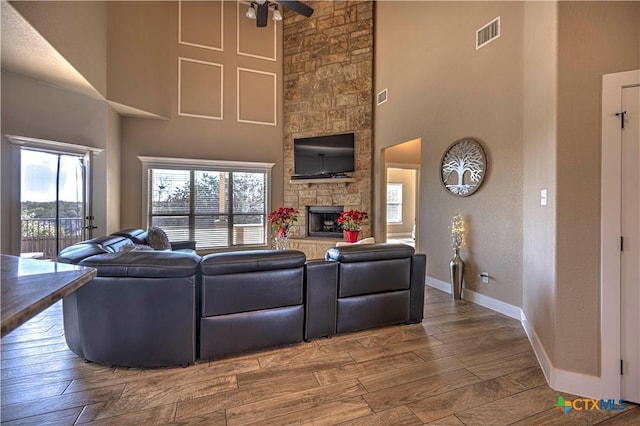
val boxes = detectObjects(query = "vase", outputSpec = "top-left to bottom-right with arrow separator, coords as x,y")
274,227 -> 289,250
345,230 -> 359,243
449,247 -> 465,300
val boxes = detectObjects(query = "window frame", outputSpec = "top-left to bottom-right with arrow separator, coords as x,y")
139,156 -> 274,251
386,182 -> 403,225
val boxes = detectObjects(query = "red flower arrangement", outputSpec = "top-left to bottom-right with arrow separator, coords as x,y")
337,209 -> 368,231
268,207 -> 299,235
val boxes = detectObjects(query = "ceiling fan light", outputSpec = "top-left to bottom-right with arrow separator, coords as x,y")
256,0 -> 267,5
272,6 -> 283,22
246,4 -> 257,20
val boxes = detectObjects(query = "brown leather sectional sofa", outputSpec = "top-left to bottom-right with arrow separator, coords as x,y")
57,229 -> 426,368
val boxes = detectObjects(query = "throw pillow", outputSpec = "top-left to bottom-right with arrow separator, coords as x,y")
120,244 -> 155,252
147,227 -> 171,250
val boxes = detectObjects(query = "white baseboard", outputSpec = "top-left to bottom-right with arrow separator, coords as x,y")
426,276 -> 451,293
520,310 -> 604,399
425,276 -> 520,320
425,275 -> 604,399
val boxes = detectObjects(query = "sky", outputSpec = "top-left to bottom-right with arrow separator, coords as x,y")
20,150 -> 83,203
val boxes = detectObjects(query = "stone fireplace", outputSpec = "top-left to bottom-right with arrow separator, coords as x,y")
307,206 -> 343,238
282,1 -> 373,259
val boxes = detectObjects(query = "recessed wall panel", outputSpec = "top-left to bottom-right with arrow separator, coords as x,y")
237,68 -> 276,125
179,0 -> 223,51
237,1 -> 276,61
179,58 -> 223,120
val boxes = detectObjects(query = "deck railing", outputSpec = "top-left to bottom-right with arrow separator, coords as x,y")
21,218 -> 84,260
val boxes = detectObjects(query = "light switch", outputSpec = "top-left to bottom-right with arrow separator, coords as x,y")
540,189 -> 547,206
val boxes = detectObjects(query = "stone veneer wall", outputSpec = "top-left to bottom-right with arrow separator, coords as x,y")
282,1 -> 374,254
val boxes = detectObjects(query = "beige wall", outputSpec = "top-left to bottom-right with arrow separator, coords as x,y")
9,0 -> 108,97
376,0 -> 639,378
554,1 -> 639,375
385,138 -> 421,166
118,1 -> 285,228
522,0 -> 558,377
0,71 -> 119,253
375,1 -> 524,307
107,1 -> 172,117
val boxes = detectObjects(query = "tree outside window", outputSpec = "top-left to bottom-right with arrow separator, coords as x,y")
148,166 -> 268,249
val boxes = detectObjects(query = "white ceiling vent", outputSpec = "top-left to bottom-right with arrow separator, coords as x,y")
476,17 -> 500,50
377,88 -> 388,106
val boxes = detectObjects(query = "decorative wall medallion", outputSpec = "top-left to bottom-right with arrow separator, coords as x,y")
440,138 -> 487,197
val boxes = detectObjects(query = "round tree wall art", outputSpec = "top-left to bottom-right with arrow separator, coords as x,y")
440,138 -> 487,197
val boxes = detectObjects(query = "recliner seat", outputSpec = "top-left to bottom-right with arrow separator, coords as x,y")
199,250 -> 307,359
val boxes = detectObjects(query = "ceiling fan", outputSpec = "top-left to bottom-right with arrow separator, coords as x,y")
245,1 -> 314,28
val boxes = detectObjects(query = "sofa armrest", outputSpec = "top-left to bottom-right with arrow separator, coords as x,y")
409,253 -> 426,324
170,240 -> 196,251
304,260 -> 338,340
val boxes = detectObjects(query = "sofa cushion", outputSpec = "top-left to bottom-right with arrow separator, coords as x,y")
338,257 -> 412,297
325,243 -> 414,263
80,235 -> 132,253
79,251 -> 200,278
112,228 -> 148,245
147,227 -> 171,250
201,267 -> 304,316
57,243 -> 111,264
201,250 -> 306,275
337,291 -> 410,333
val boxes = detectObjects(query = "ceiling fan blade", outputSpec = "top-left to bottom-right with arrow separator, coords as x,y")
277,1 -> 314,18
256,2 -> 269,27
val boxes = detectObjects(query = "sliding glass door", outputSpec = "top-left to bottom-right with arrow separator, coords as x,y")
20,149 -> 89,259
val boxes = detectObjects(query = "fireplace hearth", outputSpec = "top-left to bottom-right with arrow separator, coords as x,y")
307,206 -> 343,238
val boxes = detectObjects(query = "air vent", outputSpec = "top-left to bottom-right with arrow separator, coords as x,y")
377,88 -> 388,106
476,17 -> 500,50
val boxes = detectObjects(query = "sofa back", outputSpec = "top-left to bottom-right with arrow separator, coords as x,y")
200,250 -> 306,316
78,251 -> 201,278
111,228 -> 148,245
57,235 -> 134,264
326,243 -> 415,297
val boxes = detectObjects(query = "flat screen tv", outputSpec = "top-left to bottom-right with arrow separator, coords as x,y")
293,133 -> 355,179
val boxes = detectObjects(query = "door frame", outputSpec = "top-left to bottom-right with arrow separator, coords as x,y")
601,69 -> 640,399
6,134 -> 102,256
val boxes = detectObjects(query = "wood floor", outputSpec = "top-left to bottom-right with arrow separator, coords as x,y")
1,286 -> 638,425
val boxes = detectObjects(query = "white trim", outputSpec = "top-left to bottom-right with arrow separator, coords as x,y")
386,162 -> 421,170
426,276 -> 520,320
463,289 -> 521,320
426,275 -> 451,293
138,156 -> 274,239
178,0 -> 223,52
520,311 -> 553,387
138,156 -> 275,172
601,69 -> 640,400
521,310 -> 604,399
237,1 -> 277,62
427,275 -> 605,398
476,16 -> 500,50
178,57 -> 224,121
237,67 -> 277,126
5,134 -> 103,155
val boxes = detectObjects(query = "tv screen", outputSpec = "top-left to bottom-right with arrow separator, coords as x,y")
293,133 -> 355,178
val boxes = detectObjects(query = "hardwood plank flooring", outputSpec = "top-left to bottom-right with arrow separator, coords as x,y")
1,286 -> 637,425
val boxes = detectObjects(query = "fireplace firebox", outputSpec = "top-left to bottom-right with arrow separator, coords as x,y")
307,206 -> 343,238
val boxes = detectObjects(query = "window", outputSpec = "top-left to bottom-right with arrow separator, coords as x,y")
140,156 -> 274,250
387,183 -> 403,224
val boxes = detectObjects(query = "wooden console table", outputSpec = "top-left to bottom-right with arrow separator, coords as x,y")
1,254 -> 96,338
